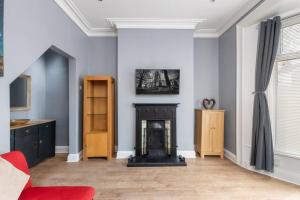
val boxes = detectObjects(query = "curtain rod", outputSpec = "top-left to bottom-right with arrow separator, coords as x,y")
282,13 -> 300,21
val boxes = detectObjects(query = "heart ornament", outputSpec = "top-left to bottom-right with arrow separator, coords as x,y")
202,98 -> 216,110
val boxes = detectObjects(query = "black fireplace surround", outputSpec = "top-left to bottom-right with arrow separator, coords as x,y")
127,103 -> 186,167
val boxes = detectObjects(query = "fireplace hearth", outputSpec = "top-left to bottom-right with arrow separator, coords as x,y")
127,103 -> 186,167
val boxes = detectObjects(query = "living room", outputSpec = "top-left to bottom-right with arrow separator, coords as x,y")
1,0 -> 300,199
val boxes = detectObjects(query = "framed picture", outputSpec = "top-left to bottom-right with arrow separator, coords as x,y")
136,69 -> 180,95
0,0 -> 4,77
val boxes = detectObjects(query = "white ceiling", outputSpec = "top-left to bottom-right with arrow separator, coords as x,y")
55,0 -> 262,37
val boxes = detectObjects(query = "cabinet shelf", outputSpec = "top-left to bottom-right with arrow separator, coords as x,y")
87,131 -> 107,134
87,96 -> 108,99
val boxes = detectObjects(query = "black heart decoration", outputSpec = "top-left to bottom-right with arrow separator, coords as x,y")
202,98 -> 216,110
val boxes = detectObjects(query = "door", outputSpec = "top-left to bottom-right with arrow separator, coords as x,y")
10,130 -> 15,151
49,121 -> 56,157
15,127 -> 39,167
196,111 -> 202,153
38,123 -> 53,160
201,112 -> 212,152
212,112 -> 224,153
86,133 -> 107,157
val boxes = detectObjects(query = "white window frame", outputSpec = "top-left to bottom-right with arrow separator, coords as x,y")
272,14 -> 300,160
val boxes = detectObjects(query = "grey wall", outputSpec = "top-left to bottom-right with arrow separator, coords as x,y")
219,26 -> 237,154
194,38 -> 219,109
10,56 -> 47,120
10,50 -> 70,147
87,38 -> 117,78
45,50 -> 69,146
118,29 -> 194,151
0,0 -> 89,154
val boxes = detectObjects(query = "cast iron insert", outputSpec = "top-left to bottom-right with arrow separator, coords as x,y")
127,103 -> 186,167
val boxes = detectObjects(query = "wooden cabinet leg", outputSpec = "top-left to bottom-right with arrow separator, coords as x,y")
220,155 -> 224,159
201,154 -> 205,159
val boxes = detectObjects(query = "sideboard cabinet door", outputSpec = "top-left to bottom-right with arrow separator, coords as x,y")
15,127 -> 39,167
10,130 -> 15,151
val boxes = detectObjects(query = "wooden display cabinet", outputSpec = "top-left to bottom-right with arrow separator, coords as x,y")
83,76 -> 115,160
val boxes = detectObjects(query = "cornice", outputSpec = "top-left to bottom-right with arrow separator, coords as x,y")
54,0 -> 264,38
106,18 -> 206,30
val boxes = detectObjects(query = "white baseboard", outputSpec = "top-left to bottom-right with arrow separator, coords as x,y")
224,149 -> 237,163
116,151 -> 135,159
116,150 -> 196,159
55,146 -> 69,154
67,151 -> 82,162
177,150 -> 196,158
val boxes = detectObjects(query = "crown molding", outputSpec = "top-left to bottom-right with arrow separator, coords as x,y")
216,0 -> 263,36
88,28 -> 117,37
193,29 -> 219,38
55,0 -> 262,38
54,0 -> 116,37
107,18 -> 206,30
54,0 -> 89,34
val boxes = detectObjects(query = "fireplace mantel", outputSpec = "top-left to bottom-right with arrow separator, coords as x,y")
128,103 -> 186,167
133,103 -> 180,107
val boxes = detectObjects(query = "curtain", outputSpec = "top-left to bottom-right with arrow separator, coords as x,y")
250,16 -> 281,172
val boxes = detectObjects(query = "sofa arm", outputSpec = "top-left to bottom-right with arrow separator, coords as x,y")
1,151 -> 32,189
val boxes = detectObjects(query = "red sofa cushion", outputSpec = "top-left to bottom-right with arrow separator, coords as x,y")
19,186 -> 95,200
1,151 -> 32,190
1,151 -> 95,200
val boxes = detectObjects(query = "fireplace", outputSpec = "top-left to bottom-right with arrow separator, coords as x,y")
127,103 -> 186,167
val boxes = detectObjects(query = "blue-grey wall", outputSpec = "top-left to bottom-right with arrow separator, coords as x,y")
117,29 -> 194,151
0,0 -> 89,154
87,38 -> 117,78
194,38 -> 219,109
10,50 -> 70,147
45,50 -> 69,146
219,26 -> 237,154
10,56 -> 47,120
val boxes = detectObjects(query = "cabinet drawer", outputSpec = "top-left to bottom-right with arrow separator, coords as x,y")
86,133 -> 107,157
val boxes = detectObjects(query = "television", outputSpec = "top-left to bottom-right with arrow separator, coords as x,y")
136,69 -> 180,95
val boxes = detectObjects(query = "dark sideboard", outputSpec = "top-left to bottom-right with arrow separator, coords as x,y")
10,120 -> 56,167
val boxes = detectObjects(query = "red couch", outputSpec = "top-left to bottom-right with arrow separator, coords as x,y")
1,151 -> 95,200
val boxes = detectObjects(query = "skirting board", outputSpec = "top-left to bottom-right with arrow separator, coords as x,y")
55,146 -> 69,154
116,151 -> 135,159
67,151 -> 82,162
177,150 -> 196,158
116,151 -> 196,159
224,149 -> 237,163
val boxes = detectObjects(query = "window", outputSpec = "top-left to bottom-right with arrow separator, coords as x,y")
274,15 -> 300,158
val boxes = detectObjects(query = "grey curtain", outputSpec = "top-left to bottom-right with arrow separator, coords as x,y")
250,16 -> 281,172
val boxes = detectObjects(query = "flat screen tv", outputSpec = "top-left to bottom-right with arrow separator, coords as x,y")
136,69 -> 180,94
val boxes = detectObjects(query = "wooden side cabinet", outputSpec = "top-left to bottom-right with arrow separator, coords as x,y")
83,76 -> 115,160
195,109 -> 224,159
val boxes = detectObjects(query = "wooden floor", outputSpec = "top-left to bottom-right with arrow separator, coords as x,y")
30,155 -> 300,200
